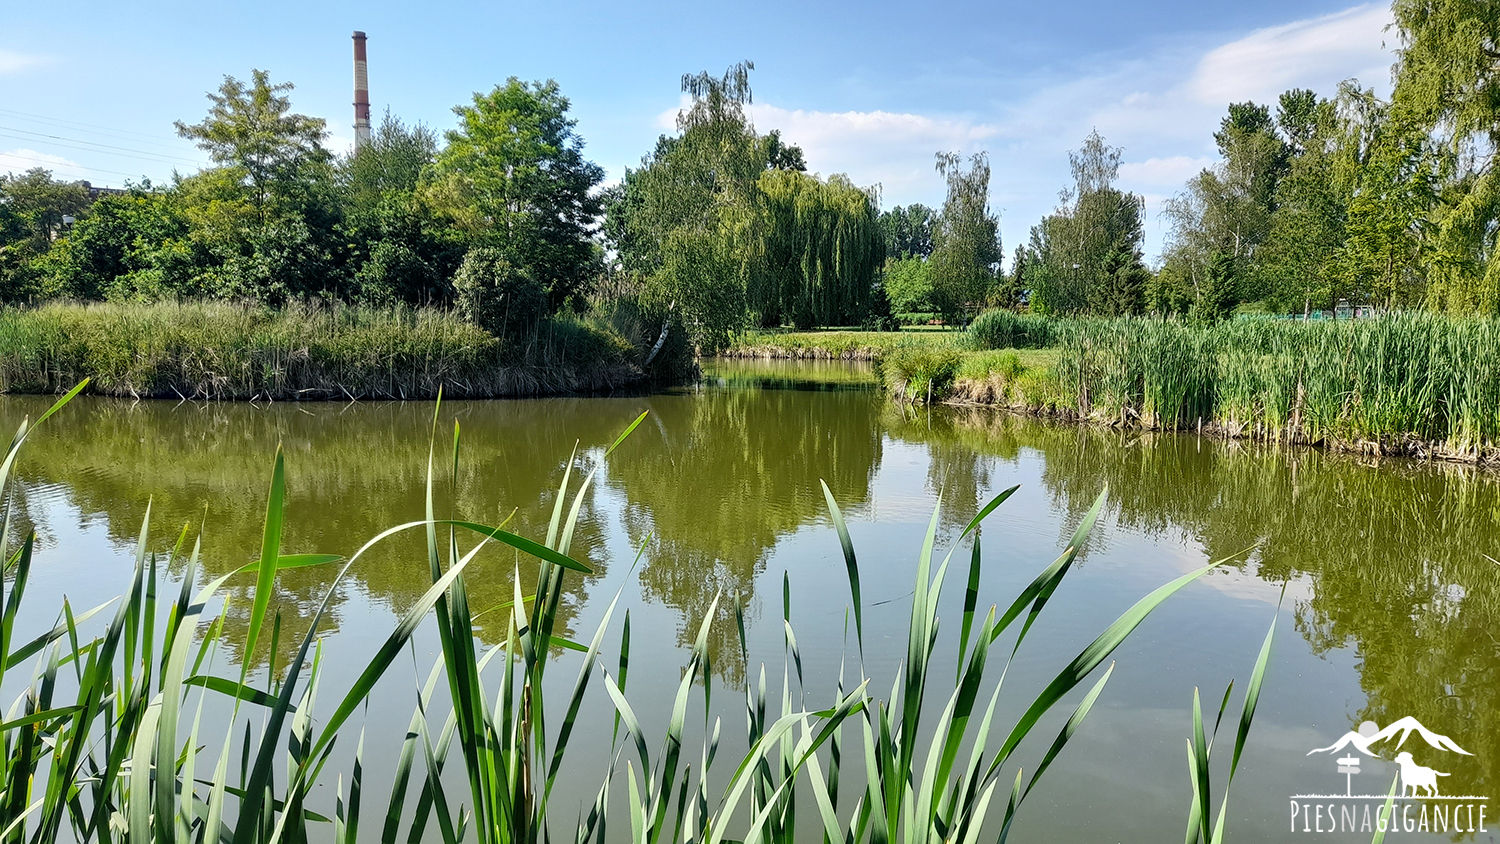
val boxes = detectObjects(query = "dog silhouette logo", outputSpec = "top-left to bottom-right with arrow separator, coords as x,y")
1392,751 -> 1449,797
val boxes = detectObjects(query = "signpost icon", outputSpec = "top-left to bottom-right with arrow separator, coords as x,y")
1337,755 -> 1360,795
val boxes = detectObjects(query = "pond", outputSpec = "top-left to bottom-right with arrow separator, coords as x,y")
5,358 -> 1497,842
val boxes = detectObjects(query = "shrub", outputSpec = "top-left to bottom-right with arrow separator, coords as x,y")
881,343 -> 962,403
883,256 -> 934,314
965,309 -> 1058,350
586,296 -> 696,383
355,240 -> 439,306
453,247 -> 548,338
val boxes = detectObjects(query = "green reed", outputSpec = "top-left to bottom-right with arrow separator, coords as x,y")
0,300 -> 660,400
880,344 -> 963,403
0,383 -> 1241,844
1041,314 -> 1500,457
963,311 -> 1058,351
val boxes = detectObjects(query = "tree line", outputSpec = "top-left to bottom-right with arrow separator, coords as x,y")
4,0 -> 1498,350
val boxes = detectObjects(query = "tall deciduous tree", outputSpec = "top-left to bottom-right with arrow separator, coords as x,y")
1381,0 -> 1500,313
428,78 -> 605,309
174,70 -> 340,301
1026,131 -> 1145,314
175,70 -> 331,220
0,168 -> 92,301
1255,88 -> 1355,313
878,204 -> 938,259
927,152 -> 1000,321
612,62 -> 767,350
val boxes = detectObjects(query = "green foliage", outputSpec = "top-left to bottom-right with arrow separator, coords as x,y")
1383,0 -> 1500,313
0,168 -> 92,301
46,187 -> 194,301
928,152 -> 1001,321
613,63 -> 763,351
878,203 -> 937,258
965,309 -> 1058,349
1188,253 -> 1238,324
880,343 -> 962,402
453,247 -> 549,339
1025,132 -> 1145,316
355,239 -> 439,306
1253,91 -> 1351,313
585,295 -> 696,383
883,255 -> 934,314
428,78 -> 604,309
757,170 -> 883,328
175,69 -> 332,217
343,110 -> 436,204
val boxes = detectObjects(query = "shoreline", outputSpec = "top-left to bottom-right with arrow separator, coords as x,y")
718,346 -> 1500,466
939,375 -> 1500,466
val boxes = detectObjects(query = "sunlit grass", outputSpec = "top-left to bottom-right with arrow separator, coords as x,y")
0,299 -> 656,400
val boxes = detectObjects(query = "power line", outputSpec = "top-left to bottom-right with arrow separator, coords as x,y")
0,151 -> 146,181
0,106 -> 187,146
0,125 -> 204,164
0,133 -> 201,173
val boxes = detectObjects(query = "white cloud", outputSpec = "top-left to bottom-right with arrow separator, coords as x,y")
1118,155 -> 1215,189
748,104 -> 997,198
0,49 -> 48,74
1188,4 -> 1395,105
0,148 -> 82,177
651,97 -> 997,206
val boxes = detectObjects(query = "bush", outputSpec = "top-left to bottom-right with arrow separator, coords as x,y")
880,343 -> 962,403
355,240 -> 440,306
965,309 -> 1058,350
588,296 -> 696,383
883,256 -> 934,314
453,247 -> 548,338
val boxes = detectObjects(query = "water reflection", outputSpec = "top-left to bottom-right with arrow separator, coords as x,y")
902,404 -> 1500,802
5,363 -> 1499,809
5,396 -> 646,668
608,387 -> 882,684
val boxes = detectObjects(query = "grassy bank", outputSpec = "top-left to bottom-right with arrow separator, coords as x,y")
721,326 -> 959,359
0,386 -> 1240,844
0,300 -> 692,400
953,314 -> 1500,461
727,313 -> 1500,462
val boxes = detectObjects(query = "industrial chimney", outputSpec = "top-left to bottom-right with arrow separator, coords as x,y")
352,31 -> 371,152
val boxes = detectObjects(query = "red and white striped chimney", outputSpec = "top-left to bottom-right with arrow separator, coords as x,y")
352,31 -> 371,152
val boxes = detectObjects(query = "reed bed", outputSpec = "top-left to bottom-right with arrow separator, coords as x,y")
1052,315 -> 1500,459
0,384 -> 1254,844
0,300 -> 658,400
948,312 -> 1500,461
963,310 -> 1059,351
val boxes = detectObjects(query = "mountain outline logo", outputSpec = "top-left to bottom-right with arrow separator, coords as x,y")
1290,716 -> 1490,834
1306,716 -> 1472,760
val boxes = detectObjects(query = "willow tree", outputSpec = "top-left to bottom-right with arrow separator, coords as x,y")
927,152 -> 1001,321
757,170 -> 882,328
620,62 -> 765,351
1382,0 -> 1500,313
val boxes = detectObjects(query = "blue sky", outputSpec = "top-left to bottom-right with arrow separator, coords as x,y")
0,0 -> 1398,261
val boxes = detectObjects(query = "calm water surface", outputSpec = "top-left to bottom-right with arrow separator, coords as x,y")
8,358 -> 1499,842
